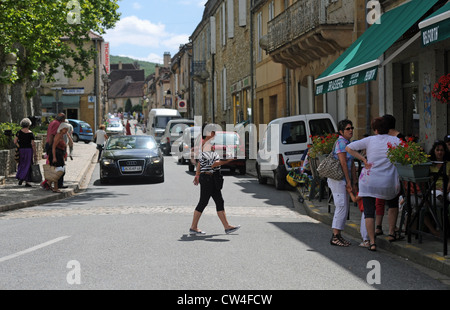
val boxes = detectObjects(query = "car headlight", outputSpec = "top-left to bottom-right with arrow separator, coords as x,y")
102,158 -> 115,165
150,156 -> 161,164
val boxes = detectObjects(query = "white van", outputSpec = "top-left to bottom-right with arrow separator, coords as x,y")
147,108 -> 181,144
256,113 -> 337,190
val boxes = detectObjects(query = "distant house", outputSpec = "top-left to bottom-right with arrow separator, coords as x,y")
108,62 -> 145,113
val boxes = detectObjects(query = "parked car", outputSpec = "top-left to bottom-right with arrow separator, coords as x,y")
106,119 -> 124,135
175,126 -> 202,165
211,131 -> 246,174
99,135 -> 164,184
160,119 -> 195,155
68,119 -> 94,143
256,113 -> 337,190
187,131 -> 246,174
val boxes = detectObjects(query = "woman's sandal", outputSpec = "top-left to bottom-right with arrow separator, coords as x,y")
330,234 -> 349,247
368,243 -> 377,251
388,230 -> 404,243
375,225 -> 384,236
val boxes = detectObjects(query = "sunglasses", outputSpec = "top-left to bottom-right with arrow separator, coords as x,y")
344,127 -> 354,131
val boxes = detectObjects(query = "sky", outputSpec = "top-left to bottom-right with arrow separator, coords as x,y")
103,0 -> 207,64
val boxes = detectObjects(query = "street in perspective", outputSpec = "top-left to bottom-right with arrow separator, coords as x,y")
1,0 -> 450,296
0,122 -> 449,292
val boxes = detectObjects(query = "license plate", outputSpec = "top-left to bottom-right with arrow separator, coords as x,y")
290,161 -> 302,167
122,166 -> 142,172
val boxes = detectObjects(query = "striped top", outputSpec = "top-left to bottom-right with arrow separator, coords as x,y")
199,150 -> 220,173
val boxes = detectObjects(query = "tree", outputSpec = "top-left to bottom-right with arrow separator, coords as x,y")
0,0 -> 120,122
125,99 -> 132,113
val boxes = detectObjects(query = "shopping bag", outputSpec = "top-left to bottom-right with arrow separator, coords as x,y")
31,164 -> 42,183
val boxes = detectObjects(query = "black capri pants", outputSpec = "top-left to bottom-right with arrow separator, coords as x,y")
363,196 -> 398,219
195,173 -> 225,213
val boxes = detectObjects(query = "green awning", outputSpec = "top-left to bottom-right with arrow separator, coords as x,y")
419,2 -> 450,47
315,0 -> 439,95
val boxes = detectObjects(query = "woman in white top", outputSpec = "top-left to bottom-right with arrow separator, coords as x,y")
346,117 -> 401,251
94,125 -> 108,162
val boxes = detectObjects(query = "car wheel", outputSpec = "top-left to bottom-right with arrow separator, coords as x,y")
256,163 -> 267,184
72,134 -> 79,142
239,166 -> 246,175
274,170 -> 285,190
100,177 -> 109,184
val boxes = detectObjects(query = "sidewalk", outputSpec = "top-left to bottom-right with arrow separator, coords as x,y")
245,160 -> 450,279
0,142 -> 98,212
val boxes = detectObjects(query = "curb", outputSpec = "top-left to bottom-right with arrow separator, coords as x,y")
0,152 -> 97,213
296,187 -> 450,278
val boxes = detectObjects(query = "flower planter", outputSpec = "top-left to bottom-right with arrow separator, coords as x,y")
394,162 -> 432,181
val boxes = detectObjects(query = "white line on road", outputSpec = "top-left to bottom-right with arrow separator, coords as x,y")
0,236 -> 70,263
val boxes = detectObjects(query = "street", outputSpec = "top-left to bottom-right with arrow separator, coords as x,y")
0,149 -> 448,291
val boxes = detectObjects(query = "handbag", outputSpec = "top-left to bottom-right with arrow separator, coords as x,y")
213,171 -> 224,190
43,164 -> 64,182
31,164 -> 43,183
316,140 -> 344,180
14,147 -> 20,163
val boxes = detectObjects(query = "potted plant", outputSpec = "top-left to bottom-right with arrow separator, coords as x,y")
432,73 -> 450,104
387,137 -> 431,181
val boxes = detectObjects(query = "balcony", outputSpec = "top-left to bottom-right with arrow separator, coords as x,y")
266,0 -> 354,69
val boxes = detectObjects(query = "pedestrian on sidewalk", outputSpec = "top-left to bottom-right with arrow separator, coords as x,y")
189,123 -> 240,236
94,124 -> 108,162
346,117 -> 402,251
42,113 -> 66,190
48,123 -> 70,193
14,118 -> 37,187
327,119 -> 357,247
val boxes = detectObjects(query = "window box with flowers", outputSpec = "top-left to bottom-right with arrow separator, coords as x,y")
387,138 -> 431,181
432,73 -> 450,104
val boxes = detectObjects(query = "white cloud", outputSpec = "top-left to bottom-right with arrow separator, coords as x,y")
104,15 -> 190,55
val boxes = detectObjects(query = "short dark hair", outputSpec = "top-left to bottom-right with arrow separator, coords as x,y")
382,114 -> 396,130
337,119 -> 353,134
371,117 -> 389,134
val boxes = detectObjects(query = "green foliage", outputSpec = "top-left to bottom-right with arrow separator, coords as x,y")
110,55 -> 157,77
0,0 -> 121,84
0,122 -> 21,149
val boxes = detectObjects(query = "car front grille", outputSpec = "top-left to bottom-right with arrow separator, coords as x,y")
118,159 -> 146,175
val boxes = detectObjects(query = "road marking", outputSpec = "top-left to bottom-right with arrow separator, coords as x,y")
0,236 -> 70,263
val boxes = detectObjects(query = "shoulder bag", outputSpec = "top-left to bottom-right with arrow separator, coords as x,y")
316,140 -> 344,181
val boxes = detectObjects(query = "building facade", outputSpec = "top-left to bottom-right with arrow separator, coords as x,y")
40,32 -> 108,130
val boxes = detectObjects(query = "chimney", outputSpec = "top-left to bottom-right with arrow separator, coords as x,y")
163,52 -> 171,68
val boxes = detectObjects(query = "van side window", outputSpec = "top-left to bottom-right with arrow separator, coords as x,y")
281,121 -> 306,144
309,119 -> 335,136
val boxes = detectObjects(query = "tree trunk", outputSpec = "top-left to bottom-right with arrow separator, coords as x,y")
10,81 -> 27,123
0,83 -> 11,123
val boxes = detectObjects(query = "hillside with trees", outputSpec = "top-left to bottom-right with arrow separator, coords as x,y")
110,55 -> 158,78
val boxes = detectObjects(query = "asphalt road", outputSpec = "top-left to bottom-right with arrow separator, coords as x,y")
0,154 -> 448,290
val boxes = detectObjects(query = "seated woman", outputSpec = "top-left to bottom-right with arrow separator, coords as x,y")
429,140 -> 450,204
